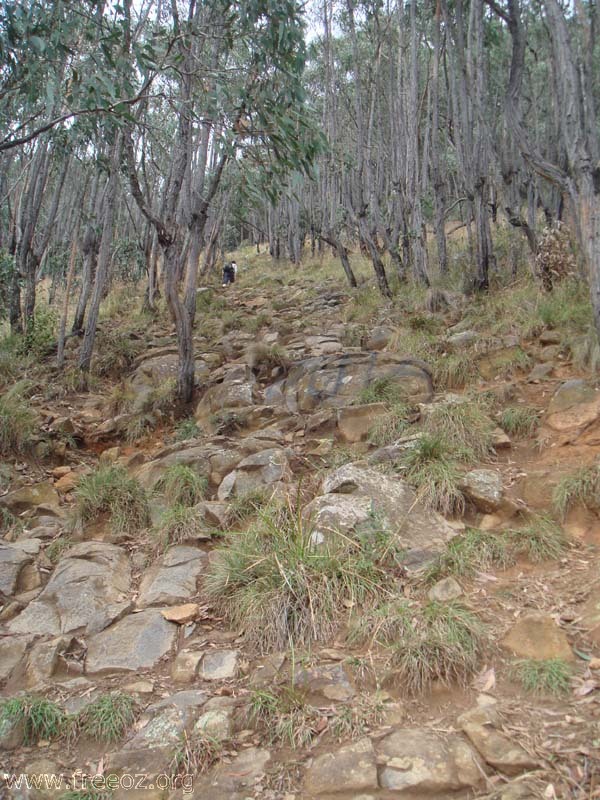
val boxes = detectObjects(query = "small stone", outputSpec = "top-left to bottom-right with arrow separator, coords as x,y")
161,603 -> 199,624
54,472 -> 78,493
428,577 -> 463,602
194,710 -> 232,740
171,649 -> 203,684
199,649 -> 239,680
502,613 -> 574,661
589,657 -> 600,670
124,680 -> 155,694
527,362 -> 554,382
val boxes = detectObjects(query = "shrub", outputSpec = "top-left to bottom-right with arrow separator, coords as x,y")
0,380 -> 36,456
500,406 -> 540,438
74,693 -> 137,743
73,465 -> 150,534
156,464 -> 207,506
553,465 -> 600,518
205,503 -> 402,653
512,658 -> 571,696
23,305 -> 57,357
0,696 -> 67,744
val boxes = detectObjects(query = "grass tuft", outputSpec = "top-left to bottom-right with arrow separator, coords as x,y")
74,693 -> 137,743
553,465 -> 600,518
400,434 -> 465,515
170,730 -> 223,776
73,465 -> 150,534
368,403 -> 413,446
156,464 -> 208,506
175,418 -> 202,441
426,528 -> 514,582
510,515 -> 568,562
500,406 -> 540,438
0,695 -> 68,744
0,380 -> 36,456
155,504 -> 205,549
357,376 -> 410,406
204,502 -> 402,653
249,686 -> 320,748
351,600 -> 484,694
511,658 -> 571,696
422,399 -> 495,462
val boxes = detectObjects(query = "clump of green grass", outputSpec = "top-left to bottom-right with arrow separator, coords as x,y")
229,487 -> 272,522
73,465 -> 150,534
74,693 -> 137,743
108,381 -> 136,415
0,380 -> 36,456
242,312 -> 272,334
356,376 -> 409,406
344,287 -> 381,324
156,464 -> 207,506
45,535 -> 72,564
155,504 -> 205,549
124,413 -> 155,443
553,465 -> 600,519
249,686 -> 320,748
175,418 -> 202,441
0,334 -> 29,386
537,278 -> 591,333
0,507 -> 22,534
205,503 -> 402,653
510,515 -> 568,562
171,731 -> 224,776
0,695 -> 68,744
368,403 -> 413,446
426,528 -> 515,582
511,658 -> 571,696
500,406 -> 540,438
400,434 -> 465,515
351,600 -> 484,694
422,399 -> 496,462
433,353 -> 479,391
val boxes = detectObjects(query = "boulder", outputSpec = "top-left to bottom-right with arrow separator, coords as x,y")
0,481 -> 61,516
137,546 -> 206,607
294,661 -> 355,701
134,444 -> 212,490
171,649 -> 203,684
336,403 -> 388,443
199,649 -> 239,681
0,635 -> 31,682
196,374 -> 257,418
377,727 -> 484,792
0,542 -> 33,596
265,352 -> 433,413
501,613 -> 574,661
24,636 -> 74,688
459,469 -> 517,515
9,541 -> 132,636
459,706 -> 538,775
305,464 -> 457,570
86,609 -> 177,674
194,709 -> 232,740
545,379 -> 600,431
363,326 -> 393,351
304,738 -> 378,795
217,447 -> 291,500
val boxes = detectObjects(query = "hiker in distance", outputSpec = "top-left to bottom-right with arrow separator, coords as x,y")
222,259 -> 238,287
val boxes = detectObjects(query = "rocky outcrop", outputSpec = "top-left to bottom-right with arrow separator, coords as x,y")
8,542 -> 132,636
264,352 -> 433,413
217,447 -> 292,499
304,464 -> 457,569
137,545 -> 206,607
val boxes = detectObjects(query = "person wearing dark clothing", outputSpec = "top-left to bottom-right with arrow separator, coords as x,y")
222,262 -> 235,286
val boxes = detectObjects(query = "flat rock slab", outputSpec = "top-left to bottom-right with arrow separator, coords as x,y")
0,635 -> 32,683
137,545 -> 206,607
459,707 -> 538,775
304,738 -> 378,794
0,481 -> 61,515
9,541 -> 132,636
86,609 -> 177,674
377,727 -> 484,793
199,649 -> 239,680
502,613 -> 574,661
336,403 -> 388,443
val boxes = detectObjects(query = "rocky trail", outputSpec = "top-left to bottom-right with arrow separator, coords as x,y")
1,270 -> 600,800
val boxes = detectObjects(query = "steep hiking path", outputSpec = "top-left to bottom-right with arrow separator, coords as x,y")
0,272 -> 599,800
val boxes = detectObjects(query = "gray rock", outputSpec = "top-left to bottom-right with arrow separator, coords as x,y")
193,747 -> 271,799
171,649 -> 203,684
194,710 -> 232,740
459,706 -> 538,775
428,576 -> 464,602
9,541 -> 132,636
447,330 -> 478,348
0,481 -> 61,516
24,636 -> 73,687
137,545 -> 206,607
337,403 -> 388,443
377,727 -> 484,792
217,448 -> 291,500
0,713 -> 24,750
306,464 -> 457,570
304,738 -> 378,795
0,542 -> 33,596
459,469 -> 506,514
294,662 -> 355,701
86,609 -> 177,674
0,635 -> 31,682
548,379 -> 596,413
199,649 -> 239,680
